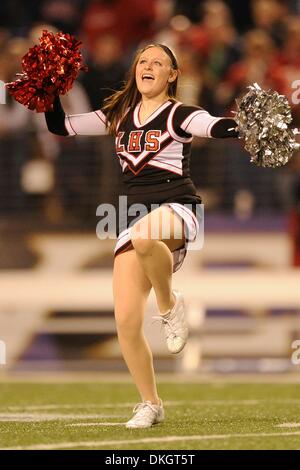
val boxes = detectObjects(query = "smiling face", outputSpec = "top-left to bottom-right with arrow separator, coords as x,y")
135,46 -> 178,99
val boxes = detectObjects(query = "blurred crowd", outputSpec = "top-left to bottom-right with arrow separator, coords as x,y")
0,0 -> 300,225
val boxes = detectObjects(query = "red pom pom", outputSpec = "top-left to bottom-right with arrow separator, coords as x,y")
6,30 -> 88,112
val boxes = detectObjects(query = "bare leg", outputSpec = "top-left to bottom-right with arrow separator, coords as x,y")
131,206 -> 185,314
113,249 -> 159,404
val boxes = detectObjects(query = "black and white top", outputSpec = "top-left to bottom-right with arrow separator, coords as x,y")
45,97 -> 238,234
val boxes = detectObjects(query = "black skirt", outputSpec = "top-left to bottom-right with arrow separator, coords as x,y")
116,177 -> 202,236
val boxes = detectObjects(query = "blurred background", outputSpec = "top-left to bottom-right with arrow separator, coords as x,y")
0,0 -> 300,377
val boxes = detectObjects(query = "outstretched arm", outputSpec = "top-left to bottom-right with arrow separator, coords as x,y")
209,117 -> 239,138
45,95 -> 108,136
180,109 -> 238,138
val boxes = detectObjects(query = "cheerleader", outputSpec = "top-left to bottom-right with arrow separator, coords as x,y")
45,43 -> 238,428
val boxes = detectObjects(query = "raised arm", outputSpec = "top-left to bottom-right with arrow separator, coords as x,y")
45,95 -> 108,136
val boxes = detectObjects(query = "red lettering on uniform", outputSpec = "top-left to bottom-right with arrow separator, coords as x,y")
116,132 -> 125,152
128,130 -> 143,152
145,130 -> 161,151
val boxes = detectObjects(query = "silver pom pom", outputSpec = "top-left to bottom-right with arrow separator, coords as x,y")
234,83 -> 300,168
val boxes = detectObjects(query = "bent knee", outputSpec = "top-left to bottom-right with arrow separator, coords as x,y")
130,233 -> 157,256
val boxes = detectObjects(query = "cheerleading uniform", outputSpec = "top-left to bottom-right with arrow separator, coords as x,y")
45,97 -> 238,271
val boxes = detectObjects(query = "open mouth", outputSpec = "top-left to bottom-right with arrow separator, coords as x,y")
142,74 -> 155,81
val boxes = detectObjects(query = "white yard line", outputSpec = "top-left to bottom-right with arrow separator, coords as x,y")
69,422 -> 125,427
3,431 -> 300,450
1,399 -> 300,423
276,423 -> 300,428
3,398 -> 300,413
0,413 -> 125,422
0,404 -> 134,411
1,399 -> 286,411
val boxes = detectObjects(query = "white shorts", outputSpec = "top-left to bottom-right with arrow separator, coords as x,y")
114,202 -> 200,272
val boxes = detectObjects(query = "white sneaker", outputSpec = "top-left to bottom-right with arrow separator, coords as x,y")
153,290 -> 188,354
125,399 -> 164,429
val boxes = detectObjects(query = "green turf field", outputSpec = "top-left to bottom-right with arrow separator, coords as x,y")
0,381 -> 300,450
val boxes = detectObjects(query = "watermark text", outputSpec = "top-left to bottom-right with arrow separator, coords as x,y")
96,196 -> 204,251
0,340 -> 6,365
291,339 -> 300,365
0,80 -> 6,104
